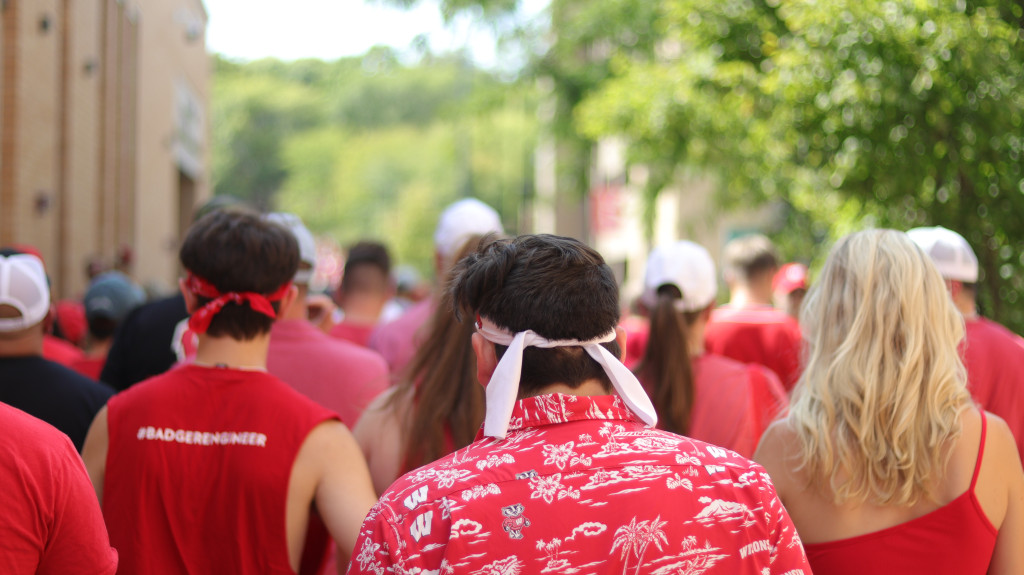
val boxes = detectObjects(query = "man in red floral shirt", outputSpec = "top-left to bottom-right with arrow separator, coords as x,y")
346,234 -> 810,575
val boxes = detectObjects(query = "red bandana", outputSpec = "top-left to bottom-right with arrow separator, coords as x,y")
184,273 -> 291,334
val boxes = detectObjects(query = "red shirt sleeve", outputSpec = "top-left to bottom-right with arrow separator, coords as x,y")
37,436 -> 118,575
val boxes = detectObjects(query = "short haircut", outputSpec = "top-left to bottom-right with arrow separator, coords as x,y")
451,234 -> 621,394
723,233 -> 779,283
179,210 -> 299,340
341,241 -> 391,295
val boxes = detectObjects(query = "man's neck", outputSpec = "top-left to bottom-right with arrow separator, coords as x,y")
526,378 -> 609,399
194,332 -> 271,371
0,330 -> 44,358
339,294 -> 385,325
727,285 -> 772,307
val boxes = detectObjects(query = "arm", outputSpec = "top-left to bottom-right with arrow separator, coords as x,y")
81,406 -> 110,505
289,420 -> 378,571
353,387 -> 409,495
986,415 -> 1024,574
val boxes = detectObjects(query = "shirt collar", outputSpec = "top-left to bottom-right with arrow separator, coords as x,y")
475,393 -> 641,440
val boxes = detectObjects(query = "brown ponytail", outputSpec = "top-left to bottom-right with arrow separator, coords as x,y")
633,285 -> 698,435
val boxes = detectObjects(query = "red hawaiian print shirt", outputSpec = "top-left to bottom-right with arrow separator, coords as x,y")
346,393 -> 809,575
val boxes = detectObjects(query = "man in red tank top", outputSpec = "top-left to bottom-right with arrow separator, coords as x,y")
82,210 -> 378,574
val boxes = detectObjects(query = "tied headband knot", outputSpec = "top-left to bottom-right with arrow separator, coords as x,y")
475,317 -> 658,439
185,273 -> 291,334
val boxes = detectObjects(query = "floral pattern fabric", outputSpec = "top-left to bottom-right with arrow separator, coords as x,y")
347,393 -> 809,575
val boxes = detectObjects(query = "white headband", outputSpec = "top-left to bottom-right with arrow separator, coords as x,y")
476,317 -> 658,439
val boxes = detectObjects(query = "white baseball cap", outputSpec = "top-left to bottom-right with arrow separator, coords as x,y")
265,212 -> 317,284
0,253 -> 51,332
641,241 -> 717,312
434,198 -> 503,260
906,226 -> 978,283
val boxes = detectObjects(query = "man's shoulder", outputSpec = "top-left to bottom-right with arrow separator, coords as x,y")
4,355 -> 115,400
0,401 -> 76,456
966,317 -> 1024,350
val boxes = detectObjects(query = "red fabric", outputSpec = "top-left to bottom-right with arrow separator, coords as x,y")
42,335 -> 84,368
104,364 -> 337,575
268,319 -> 389,428
687,354 -> 788,458
54,300 -> 87,346
329,321 -> 376,348
70,355 -> 106,381
184,273 -> 291,333
705,305 -> 803,391
347,394 -> 810,574
367,298 -> 435,376
0,402 -> 117,575
963,317 -> 1024,460
804,414 -> 997,574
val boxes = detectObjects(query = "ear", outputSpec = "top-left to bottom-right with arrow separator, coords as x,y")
614,325 -> 628,362
949,279 -> 962,299
179,278 -> 199,314
471,332 -> 497,387
279,284 -> 299,318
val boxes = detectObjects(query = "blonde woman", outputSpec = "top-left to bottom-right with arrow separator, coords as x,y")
754,229 -> 1023,574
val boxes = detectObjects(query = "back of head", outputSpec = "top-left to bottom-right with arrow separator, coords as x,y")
906,226 -> 979,284
0,249 -> 50,336
341,241 -> 392,296
180,210 -> 299,340
451,234 -> 620,392
635,241 -> 717,434
791,229 -> 971,506
84,272 -> 146,340
723,233 -> 779,285
434,198 -> 504,267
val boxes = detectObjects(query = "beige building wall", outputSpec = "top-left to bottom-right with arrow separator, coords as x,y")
0,0 -> 209,298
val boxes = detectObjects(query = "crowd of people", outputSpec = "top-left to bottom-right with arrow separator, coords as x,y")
0,195 -> 1022,574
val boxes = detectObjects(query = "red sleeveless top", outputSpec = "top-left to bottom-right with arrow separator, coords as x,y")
104,364 -> 336,575
804,413 -> 998,574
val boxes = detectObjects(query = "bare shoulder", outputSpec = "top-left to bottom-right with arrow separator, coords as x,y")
353,387 -> 409,444
753,419 -> 801,499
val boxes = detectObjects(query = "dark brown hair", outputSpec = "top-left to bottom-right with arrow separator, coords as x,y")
633,285 -> 702,435
391,235 -> 485,471
341,241 -> 392,295
724,233 -> 779,283
179,210 -> 299,340
451,234 -> 621,395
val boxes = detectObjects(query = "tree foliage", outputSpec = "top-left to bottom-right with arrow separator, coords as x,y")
211,50 -> 537,276
569,0 -> 1024,331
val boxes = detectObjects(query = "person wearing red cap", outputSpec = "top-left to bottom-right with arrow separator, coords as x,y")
705,234 -> 803,391
772,263 -> 808,321
82,210 -> 377,574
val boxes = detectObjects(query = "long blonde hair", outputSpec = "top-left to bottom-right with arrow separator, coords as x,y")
789,229 -> 971,506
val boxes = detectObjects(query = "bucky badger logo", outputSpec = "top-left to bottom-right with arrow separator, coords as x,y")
501,503 -> 531,539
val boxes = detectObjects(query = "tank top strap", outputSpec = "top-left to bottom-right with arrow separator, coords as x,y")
969,410 -> 987,491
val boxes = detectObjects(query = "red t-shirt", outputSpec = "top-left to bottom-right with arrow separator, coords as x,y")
70,355 -> 106,381
803,413 -> 997,574
0,402 -> 117,575
104,364 -> 337,575
42,335 -> 84,368
269,319 -> 390,428
705,305 -> 803,391
963,317 -> 1024,459
367,298 -> 435,376
347,394 -> 810,574
689,354 -> 789,458
328,321 -> 376,348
